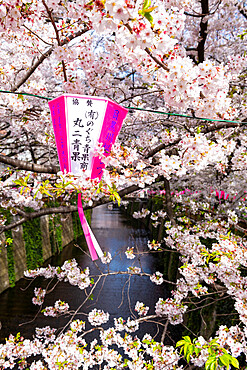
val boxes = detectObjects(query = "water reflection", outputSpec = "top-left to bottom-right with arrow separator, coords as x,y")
0,205 -> 168,343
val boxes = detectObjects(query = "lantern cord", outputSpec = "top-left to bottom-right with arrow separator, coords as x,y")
127,106 -> 245,125
0,90 -> 51,101
0,89 -> 246,126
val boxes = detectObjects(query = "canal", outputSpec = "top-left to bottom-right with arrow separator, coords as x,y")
0,205 -> 169,344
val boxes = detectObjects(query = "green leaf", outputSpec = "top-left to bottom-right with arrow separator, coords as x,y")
13,179 -> 23,186
186,351 -> 191,362
210,362 -> 218,370
229,357 -> 239,369
143,6 -> 157,13
194,347 -> 201,356
6,237 -> 13,245
143,12 -> 153,24
17,93 -> 24,101
183,336 -> 192,343
123,358 -> 129,367
218,354 -> 230,369
42,189 -> 52,197
114,191 -> 121,206
15,332 -> 21,341
205,355 -> 218,370
143,0 -> 151,10
24,174 -> 30,183
138,0 -> 157,24
188,344 -> 195,353
183,343 -> 189,357
176,339 -> 186,348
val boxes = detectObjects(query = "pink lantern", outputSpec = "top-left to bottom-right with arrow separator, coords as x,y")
49,94 -> 128,260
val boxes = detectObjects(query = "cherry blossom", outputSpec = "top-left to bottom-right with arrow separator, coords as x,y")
88,309 -> 110,327
1,0 -> 247,368
135,301 -> 149,316
150,271 -> 164,285
100,252 -> 112,264
125,247 -> 136,259
42,300 -> 70,317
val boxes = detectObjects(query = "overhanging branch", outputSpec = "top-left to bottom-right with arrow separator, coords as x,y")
145,121 -> 242,158
0,179 -> 163,233
0,155 -> 59,174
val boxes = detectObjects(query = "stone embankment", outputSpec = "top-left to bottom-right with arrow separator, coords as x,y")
0,211 -> 85,293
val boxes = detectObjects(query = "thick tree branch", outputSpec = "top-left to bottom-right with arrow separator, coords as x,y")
1,205 -> 78,233
145,139 -> 181,158
11,46 -> 54,92
0,178 -> 164,233
197,0 -> 209,63
1,122 -> 240,174
0,155 -> 59,174
201,121 -> 241,133
164,178 -> 176,225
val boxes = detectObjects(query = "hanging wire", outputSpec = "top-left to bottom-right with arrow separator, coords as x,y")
127,106 -> 245,125
0,89 -> 245,125
0,90 -> 51,101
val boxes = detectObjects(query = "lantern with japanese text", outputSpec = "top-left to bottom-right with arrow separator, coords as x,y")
48,94 -> 128,260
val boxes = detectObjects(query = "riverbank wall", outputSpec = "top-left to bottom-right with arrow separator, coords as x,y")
0,211 -> 86,293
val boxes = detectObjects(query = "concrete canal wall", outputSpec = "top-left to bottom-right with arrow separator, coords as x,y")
0,211 -> 85,293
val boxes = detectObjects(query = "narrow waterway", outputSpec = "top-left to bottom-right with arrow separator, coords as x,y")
0,205 -> 168,343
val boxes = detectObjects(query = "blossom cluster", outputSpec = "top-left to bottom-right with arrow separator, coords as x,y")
155,297 -> 187,325
100,251 -> 112,264
150,271 -> 164,285
135,301 -> 149,316
88,309 -> 110,327
125,247 -> 135,259
42,300 -> 70,317
32,288 -> 46,306
25,259 -> 92,291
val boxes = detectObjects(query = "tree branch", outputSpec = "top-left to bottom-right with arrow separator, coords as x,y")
145,139 -> 181,158
164,178 -> 176,225
144,47 -> 169,72
42,0 -> 67,81
201,121 -> 241,133
0,177 -> 164,233
197,0 -> 209,63
23,25 -> 53,46
11,27 -> 90,91
124,22 -> 169,72
0,154 -> 59,174
145,121 -> 242,158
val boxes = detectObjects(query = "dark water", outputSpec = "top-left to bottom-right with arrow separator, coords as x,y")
0,205 -> 168,343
